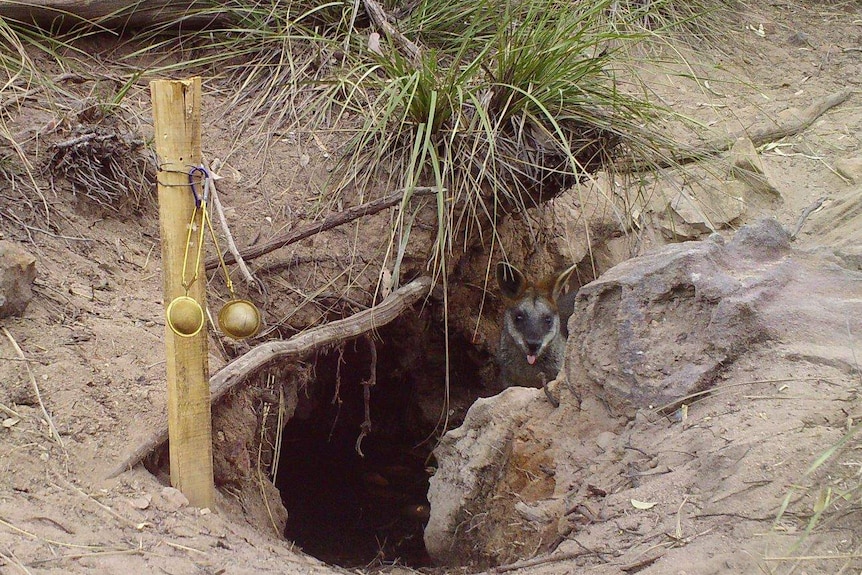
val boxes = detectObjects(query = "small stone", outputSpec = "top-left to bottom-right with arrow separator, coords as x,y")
670,187 -> 745,231
835,157 -> 862,183
730,137 -> 782,200
159,486 -> 190,511
127,495 -> 152,510
514,501 -> 553,524
0,241 -> 37,318
656,209 -> 703,241
728,217 -> 790,256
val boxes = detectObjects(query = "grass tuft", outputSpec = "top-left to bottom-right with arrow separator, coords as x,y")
292,0 -> 682,275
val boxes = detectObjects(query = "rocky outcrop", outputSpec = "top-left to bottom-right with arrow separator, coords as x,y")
425,219 -> 862,569
566,218 -> 791,415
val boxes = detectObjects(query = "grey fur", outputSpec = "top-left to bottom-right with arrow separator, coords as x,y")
496,262 -> 576,389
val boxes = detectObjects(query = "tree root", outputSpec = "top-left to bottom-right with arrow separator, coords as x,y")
205,186 -> 438,270
619,88 -> 853,172
106,276 -> 432,479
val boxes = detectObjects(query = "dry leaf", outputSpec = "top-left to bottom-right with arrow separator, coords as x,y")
630,499 -> 657,510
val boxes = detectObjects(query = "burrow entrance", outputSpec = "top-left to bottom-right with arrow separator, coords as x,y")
275,313 -> 495,568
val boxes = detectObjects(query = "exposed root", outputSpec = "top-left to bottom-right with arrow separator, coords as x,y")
488,549 -> 588,573
46,126 -> 153,211
354,333 -> 377,457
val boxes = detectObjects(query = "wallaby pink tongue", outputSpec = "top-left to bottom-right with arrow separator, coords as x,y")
527,354 -> 537,365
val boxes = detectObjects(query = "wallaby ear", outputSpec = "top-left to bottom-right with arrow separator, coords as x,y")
496,261 -> 526,300
551,263 -> 577,302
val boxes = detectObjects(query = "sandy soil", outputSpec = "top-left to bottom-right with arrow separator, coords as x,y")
0,1 -> 860,574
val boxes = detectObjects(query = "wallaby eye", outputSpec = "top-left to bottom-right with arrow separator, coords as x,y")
514,313 -> 524,323
544,315 -> 553,326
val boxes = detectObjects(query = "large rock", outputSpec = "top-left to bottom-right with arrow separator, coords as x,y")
566,219 -> 791,415
424,387 -> 549,566
425,219 -> 862,570
0,241 -> 37,318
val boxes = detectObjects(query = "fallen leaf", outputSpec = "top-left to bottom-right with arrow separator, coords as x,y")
631,499 -> 657,510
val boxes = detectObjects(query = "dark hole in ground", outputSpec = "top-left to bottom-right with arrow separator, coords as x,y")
275,315 -> 491,568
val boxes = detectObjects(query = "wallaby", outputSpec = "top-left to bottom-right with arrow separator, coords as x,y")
496,261 -> 576,404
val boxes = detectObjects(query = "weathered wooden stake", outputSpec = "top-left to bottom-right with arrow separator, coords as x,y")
150,77 -> 215,509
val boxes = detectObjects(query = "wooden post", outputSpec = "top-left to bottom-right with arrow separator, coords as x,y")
150,77 -> 214,509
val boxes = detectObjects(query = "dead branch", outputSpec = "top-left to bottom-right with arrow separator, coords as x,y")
205,186 -> 438,270
0,1 -> 226,30
489,550 -> 588,573
106,275 -> 432,479
619,88 -> 853,172
362,0 -> 421,63
207,159 -> 256,286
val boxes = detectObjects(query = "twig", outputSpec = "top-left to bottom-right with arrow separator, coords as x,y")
207,159 -> 256,286
55,477 -> 140,530
355,334 -> 377,457
0,516 -> 102,550
790,196 -> 826,240
362,0 -> 421,63
51,132 -> 115,149
488,549 -> 587,573
0,210 -> 94,242
0,72 -> 85,112
2,328 -> 65,451
161,540 -> 208,555
26,548 -> 146,566
0,547 -> 32,575
107,276 -> 432,478
764,553 -> 862,561
204,186 -> 439,269
0,402 -> 22,418
620,552 -> 665,572
618,88 -> 853,172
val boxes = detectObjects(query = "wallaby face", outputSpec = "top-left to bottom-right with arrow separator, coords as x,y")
496,262 -> 575,390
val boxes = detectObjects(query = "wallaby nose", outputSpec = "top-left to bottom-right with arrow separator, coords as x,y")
525,342 -> 541,355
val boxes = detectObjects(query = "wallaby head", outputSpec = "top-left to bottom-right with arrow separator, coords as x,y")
496,261 -> 575,367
